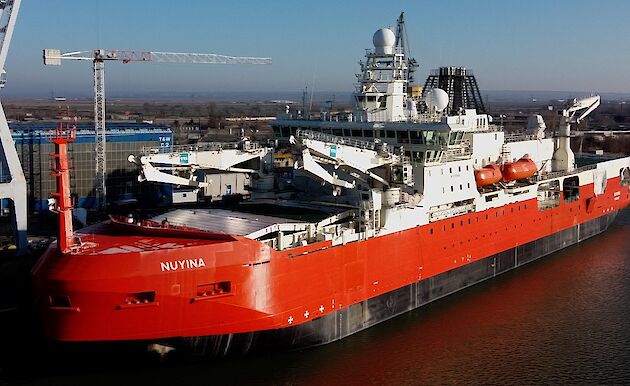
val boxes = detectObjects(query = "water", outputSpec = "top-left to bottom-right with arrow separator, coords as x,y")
2,212 -> 630,385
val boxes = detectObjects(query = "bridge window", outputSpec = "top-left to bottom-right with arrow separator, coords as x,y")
385,130 -> 396,138
410,131 -> 422,144
397,131 -> 409,143
333,128 -> 343,136
363,129 -> 374,138
351,129 -> 362,137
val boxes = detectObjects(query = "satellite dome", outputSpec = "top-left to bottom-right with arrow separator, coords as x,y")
426,88 -> 449,112
373,28 -> 395,55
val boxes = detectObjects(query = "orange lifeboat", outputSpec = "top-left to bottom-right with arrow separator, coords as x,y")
501,157 -> 537,181
474,164 -> 502,187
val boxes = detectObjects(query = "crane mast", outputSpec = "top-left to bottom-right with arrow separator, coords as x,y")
43,48 -> 272,210
0,0 -> 26,253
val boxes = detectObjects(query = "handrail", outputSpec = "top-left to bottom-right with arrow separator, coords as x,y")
297,129 -> 393,153
534,164 -> 598,182
142,140 -> 262,155
505,132 -> 541,142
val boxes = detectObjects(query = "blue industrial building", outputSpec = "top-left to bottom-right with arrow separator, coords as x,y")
2,122 -> 173,213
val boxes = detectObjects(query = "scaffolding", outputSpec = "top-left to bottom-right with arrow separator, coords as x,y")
422,66 -> 486,115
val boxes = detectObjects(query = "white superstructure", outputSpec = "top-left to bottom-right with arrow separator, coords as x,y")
262,13 -> 630,252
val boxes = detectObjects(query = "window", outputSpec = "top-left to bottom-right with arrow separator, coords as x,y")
563,176 -> 580,203
537,180 -> 561,211
397,131 -> 409,143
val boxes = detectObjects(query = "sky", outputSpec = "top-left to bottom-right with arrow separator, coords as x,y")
3,0 -> 630,98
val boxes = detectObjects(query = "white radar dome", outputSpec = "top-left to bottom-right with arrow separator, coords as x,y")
373,28 -> 395,55
426,88 -> 449,112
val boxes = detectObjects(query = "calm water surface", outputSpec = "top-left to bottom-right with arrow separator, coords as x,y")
3,212 -> 630,385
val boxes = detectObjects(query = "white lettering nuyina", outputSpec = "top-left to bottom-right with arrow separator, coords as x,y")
160,258 -> 206,272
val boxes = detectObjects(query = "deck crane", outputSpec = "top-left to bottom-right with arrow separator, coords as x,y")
42,48 -> 272,210
290,130 -> 414,196
0,0 -> 26,253
128,137 -> 273,195
552,95 -> 600,172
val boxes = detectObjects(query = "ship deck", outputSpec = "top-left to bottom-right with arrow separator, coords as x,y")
151,208 -> 307,237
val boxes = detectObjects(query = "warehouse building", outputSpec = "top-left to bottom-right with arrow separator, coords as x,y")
3,122 -> 173,214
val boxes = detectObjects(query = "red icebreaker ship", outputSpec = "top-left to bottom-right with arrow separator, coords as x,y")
33,14 -> 630,356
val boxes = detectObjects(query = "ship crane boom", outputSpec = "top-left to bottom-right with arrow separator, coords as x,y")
552,95 -> 601,172
128,139 -> 273,190
43,48 -> 271,210
291,130 -> 413,194
564,95 -> 600,123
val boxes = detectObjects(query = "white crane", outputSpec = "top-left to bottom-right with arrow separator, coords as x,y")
0,0 -> 26,253
552,95 -> 601,172
128,138 -> 272,189
42,48 -> 272,210
291,130 -> 414,196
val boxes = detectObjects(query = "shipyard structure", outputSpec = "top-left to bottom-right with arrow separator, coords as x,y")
2,122 -> 172,214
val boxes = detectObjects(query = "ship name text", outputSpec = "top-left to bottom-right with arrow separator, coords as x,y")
160,258 -> 206,272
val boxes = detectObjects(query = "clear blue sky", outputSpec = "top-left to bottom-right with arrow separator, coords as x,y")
4,0 -> 630,97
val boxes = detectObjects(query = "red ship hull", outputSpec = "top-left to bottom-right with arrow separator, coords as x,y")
31,178 -> 630,354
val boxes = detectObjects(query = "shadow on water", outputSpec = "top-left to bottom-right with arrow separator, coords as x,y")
1,212 -> 630,385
